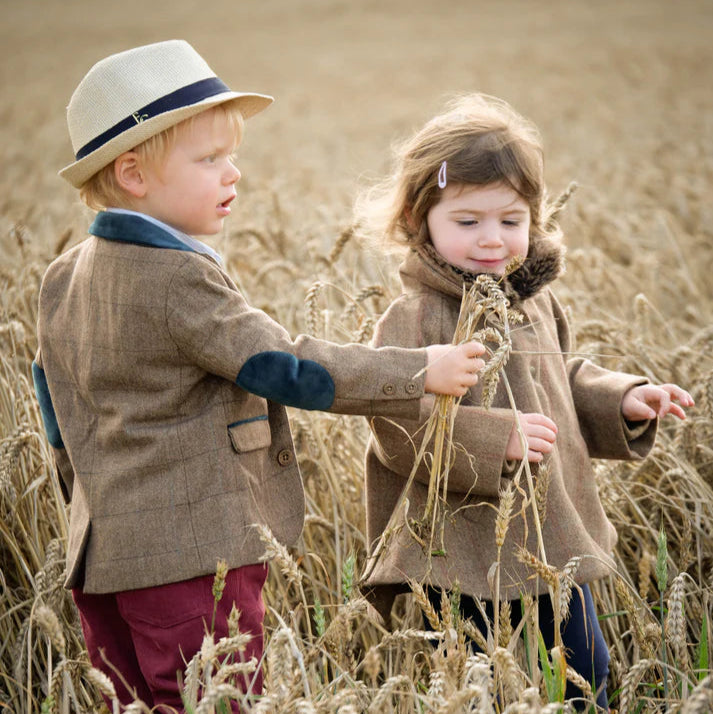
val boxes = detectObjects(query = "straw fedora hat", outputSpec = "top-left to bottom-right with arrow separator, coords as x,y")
60,39 -> 273,188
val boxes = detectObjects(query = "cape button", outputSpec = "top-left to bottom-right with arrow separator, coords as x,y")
405,382 -> 417,394
277,449 -> 293,466
382,383 -> 395,395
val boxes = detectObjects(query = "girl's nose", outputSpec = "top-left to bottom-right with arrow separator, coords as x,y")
477,222 -> 503,247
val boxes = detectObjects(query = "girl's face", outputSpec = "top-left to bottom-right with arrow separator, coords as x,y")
426,182 -> 530,275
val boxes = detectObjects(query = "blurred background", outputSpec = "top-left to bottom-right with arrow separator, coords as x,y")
2,3 -> 713,711
2,0 -> 711,250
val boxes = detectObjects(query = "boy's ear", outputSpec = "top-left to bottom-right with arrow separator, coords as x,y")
114,152 -> 148,198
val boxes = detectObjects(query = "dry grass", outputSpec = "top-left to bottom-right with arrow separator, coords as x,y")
2,0 -> 713,711
2,181 -> 711,711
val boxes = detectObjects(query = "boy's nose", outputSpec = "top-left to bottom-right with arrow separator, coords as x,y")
225,158 -> 241,184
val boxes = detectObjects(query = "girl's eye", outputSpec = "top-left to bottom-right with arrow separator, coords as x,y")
203,154 -> 217,163
456,219 -> 476,227
503,220 -> 520,227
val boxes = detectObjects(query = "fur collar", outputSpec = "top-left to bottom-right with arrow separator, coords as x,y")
400,233 -> 566,303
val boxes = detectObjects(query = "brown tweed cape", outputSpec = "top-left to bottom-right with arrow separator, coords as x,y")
363,235 -> 656,606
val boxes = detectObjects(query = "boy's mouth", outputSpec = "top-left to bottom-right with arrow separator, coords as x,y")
217,195 -> 236,216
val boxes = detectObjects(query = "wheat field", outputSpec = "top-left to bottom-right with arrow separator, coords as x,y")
1,0 -> 712,711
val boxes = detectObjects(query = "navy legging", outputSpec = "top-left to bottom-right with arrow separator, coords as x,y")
427,584 -> 609,711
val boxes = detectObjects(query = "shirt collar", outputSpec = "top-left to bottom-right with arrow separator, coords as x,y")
104,208 -> 224,266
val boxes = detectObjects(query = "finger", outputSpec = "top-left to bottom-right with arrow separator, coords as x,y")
672,389 -> 695,407
528,449 -> 546,463
529,437 -> 555,454
656,391 -> 672,418
527,425 -> 557,443
632,402 -> 657,420
523,413 -> 558,434
663,385 -> 695,406
464,341 -> 487,357
523,414 -> 558,434
666,403 -> 687,420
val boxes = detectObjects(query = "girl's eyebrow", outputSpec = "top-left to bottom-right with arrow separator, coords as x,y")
449,207 -> 529,216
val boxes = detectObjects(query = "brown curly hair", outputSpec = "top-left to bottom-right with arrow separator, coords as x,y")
357,93 -> 562,251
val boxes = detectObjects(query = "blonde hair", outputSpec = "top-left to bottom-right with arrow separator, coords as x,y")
79,101 -> 245,211
357,93 -> 561,250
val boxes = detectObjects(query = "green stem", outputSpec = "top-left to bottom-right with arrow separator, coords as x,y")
661,589 -> 669,701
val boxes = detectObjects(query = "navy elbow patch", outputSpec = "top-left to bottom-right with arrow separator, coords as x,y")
236,351 -> 335,411
31,361 -> 65,449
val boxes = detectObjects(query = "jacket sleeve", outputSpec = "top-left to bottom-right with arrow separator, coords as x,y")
31,351 -> 75,503
551,292 -> 657,459
370,396 -> 516,498
368,294 -> 516,498
165,255 -> 428,418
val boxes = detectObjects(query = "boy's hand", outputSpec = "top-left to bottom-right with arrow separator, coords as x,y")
505,412 -> 558,462
621,383 -> 695,421
424,342 -> 486,396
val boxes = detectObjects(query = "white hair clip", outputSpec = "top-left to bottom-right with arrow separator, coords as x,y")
437,160 -> 447,189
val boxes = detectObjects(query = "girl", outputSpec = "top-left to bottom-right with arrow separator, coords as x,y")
358,93 -> 693,711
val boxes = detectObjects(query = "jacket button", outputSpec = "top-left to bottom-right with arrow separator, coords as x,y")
405,382 -> 417,394
277,449 -> 293,466
382,383 -> 395,395
530,365 -> 537,376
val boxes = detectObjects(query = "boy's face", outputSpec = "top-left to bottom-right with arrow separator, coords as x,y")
426,182 -> 530,275
139,109 -> 240,236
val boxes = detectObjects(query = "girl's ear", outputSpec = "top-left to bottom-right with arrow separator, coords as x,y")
114,152 -> 148,198
404,204 -> 417,232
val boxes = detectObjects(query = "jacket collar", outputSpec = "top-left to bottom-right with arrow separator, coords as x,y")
89,210 -> 223,265
400,232 -> 566,303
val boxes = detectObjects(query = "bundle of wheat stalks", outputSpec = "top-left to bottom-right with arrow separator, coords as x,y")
1,196 -> 712,713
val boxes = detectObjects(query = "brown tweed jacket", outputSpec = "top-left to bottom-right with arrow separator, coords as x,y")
364,238 -> 656,604
34,211 -> 429,594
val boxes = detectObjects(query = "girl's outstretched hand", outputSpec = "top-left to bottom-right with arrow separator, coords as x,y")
424,342 -> 486,396
505,412 -> 558,463
621,383 -> 695,421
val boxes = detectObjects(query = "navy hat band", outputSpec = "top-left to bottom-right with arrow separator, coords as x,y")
75,76 -> 230,160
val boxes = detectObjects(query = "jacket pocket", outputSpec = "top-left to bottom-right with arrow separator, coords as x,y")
228,415 -> 271,453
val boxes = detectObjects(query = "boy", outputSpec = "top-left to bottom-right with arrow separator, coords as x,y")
33,40 -> 485,712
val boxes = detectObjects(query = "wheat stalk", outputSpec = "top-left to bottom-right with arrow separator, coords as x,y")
680,675 -> 713,714
618,658 -> 658,714
367,674 -> 411,712
371,268 -> 519,576
666,572 -> 689,667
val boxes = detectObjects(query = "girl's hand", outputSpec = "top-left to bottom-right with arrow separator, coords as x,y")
505,412 -> 558,462
424,342 -> 486,396
621,383 -> 695,421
